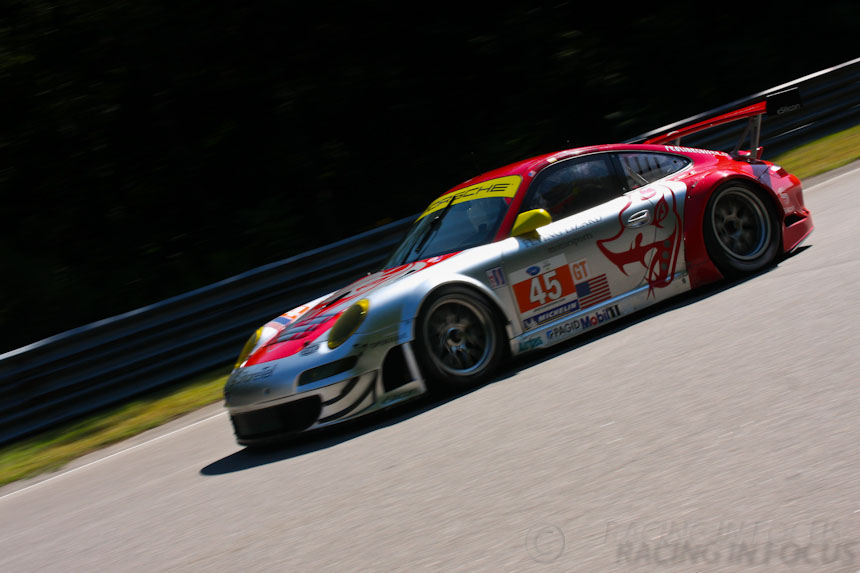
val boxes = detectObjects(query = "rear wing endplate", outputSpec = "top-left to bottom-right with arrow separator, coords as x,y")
643,87 -> 803,160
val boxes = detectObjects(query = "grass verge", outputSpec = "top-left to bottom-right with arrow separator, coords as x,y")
1,122 -> 858,489
771,123 -> 860,179
0,367 -> 230,488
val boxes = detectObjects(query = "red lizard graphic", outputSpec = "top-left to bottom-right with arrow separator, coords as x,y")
597,188 -> 682,296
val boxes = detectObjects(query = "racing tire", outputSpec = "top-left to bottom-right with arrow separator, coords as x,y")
415,286 -> 507,393
703,182 -> 780,278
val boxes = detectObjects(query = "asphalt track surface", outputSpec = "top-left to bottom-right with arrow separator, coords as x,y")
2,161 -> 860,572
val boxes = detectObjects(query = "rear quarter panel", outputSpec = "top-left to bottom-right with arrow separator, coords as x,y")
679,153 -> 800,289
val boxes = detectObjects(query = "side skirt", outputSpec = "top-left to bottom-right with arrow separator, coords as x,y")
509,272 -> 691,355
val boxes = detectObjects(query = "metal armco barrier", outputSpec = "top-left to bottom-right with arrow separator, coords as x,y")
2,57 -> 858,445
628,57 -> 860,153
0,217 -> 413,444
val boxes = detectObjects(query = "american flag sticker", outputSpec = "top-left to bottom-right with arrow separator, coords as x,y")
486,267 -> 506,289
575,274 -> 611,309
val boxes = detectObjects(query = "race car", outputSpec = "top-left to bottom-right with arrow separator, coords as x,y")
224,92 -> 813,446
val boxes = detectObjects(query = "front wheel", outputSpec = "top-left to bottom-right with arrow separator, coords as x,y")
415,286 -> 506,392
703,182 -> 780,277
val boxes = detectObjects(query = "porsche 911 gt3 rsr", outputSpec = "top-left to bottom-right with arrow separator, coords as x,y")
224,95 -> 813,446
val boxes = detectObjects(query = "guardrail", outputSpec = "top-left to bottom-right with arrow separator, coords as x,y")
627,57 -> 860,153
0,217 -> 413,445
2,57 -> 858,445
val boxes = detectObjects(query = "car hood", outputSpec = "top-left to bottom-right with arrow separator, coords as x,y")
243,252 -> 461,366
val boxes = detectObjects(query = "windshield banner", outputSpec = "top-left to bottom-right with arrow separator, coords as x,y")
419,175 -> 521,219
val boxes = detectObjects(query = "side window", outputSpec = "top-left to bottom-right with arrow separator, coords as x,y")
618,152 -> 690,190
523,155 -> 620,220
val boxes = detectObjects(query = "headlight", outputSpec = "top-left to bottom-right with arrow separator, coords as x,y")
234,327 -> 263,369
327,299 -> 369,349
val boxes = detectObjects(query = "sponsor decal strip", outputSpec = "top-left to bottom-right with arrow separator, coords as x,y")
523,300 -> 580,329
665,145 -> 729,156
518,337 -> 544,352
545,304 -> 622,342
486,266 -> 506,289
419,175 -> 521,220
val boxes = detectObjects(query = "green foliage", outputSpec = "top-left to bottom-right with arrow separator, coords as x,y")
0,367 -> 229,487
773,123 -> 860,180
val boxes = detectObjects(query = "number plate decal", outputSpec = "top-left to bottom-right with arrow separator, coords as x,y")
511,255 -> 582,330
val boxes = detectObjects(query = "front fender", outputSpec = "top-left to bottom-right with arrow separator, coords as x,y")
404,275 -> 512,338
357,246 -> 515,344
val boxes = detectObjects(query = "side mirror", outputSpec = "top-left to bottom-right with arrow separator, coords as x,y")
510,209 -> 552,237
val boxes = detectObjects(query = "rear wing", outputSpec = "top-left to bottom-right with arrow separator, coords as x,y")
642,87 -> 803,160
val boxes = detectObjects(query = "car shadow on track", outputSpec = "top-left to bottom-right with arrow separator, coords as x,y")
200,247 -> 811,477
199,392 -> 463,476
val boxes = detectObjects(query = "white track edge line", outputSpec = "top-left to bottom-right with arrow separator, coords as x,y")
0,411 -> 227,502
807,164 -> 860,190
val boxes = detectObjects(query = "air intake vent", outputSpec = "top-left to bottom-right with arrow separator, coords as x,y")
230,396 -> 321,441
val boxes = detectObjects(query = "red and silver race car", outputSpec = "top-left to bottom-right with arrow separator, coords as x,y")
224,94 -> 813,445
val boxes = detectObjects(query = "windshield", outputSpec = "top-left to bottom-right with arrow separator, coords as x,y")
385,175 -> 522,268
385,197 -> 512,267
385,180 -> 524,269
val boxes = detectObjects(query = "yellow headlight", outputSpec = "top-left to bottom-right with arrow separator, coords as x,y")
234,327 -> 263,369
328,299 -> 369,349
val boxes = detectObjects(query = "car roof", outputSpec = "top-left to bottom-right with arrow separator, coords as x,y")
437,143 -> 690,198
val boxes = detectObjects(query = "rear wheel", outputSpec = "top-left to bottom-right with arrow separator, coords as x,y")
703,182 -> 780,277
415,286 -> 506,392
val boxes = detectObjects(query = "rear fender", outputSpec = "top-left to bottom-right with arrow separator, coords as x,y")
684,171 -> 783,288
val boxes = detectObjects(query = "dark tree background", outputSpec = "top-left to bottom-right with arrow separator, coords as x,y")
1,1 -> 857,352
